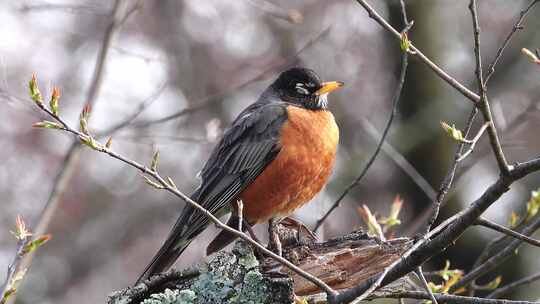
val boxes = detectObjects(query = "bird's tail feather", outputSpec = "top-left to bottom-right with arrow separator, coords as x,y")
135,190 -> 201,284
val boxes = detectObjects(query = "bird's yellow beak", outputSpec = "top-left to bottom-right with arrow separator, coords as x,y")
314,81 -> 344,96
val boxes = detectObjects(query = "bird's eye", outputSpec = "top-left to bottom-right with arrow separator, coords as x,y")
295,83 -> 309,95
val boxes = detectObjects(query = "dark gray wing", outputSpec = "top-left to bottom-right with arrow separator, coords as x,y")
185,102 -> 288,236
136,102 -> 287,283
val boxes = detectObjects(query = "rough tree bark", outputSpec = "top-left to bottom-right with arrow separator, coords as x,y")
107,229 -> 414,304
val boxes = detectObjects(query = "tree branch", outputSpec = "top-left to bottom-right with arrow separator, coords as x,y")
376,291 -> 538,304
484,0 -> 540,84
450,212 -> 540,292
469,0 -> 510,174
332,154 -> 540,303
423,107 -> 479,233
475,217 -> 540,248
487,271 -> 540,299
354,0 -> 480,104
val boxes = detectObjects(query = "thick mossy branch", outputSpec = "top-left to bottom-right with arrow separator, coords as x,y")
108,230 -> 413,304
109,242 -> 293,304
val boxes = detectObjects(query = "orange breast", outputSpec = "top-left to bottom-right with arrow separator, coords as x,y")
239,106 -> 339,224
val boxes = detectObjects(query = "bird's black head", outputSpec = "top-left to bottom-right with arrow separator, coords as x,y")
270,67 -> 343,110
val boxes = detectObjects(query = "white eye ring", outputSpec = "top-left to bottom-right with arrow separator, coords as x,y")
295,83 -> 309,95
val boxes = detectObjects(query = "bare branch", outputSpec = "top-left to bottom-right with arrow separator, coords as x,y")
451,213 -> 540,292
423,108 -> 479,234
469,0 -> 510,174
487,272 -> 540,299
484,0 -> 540,84
375,291 -> 538,304
354,0 -> 480,104
1,216 -> 50,303
475,217 -> 540,248
327,2 -> 540,303
332,155 -> 540,303
415,267 -> 439,304
456,121 -> 490,162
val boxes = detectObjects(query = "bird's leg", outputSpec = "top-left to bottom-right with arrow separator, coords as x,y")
268,218 -> 282,256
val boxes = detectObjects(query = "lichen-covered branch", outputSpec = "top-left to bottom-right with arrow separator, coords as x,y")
108,230 -> 413,304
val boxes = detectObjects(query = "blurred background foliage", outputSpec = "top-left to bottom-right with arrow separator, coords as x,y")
1,0 -> 539,303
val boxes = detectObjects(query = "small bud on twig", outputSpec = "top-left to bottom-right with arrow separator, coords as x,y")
32,120 -> 63,130
166,176 -> 177,189
79,104 -> 91,135
105,137 -> 113,149
400,32 -> 410,52
526,190 -> 540,221
440,121 -> 465,142
379,195 -> 403,230
521,47 -> 540,64
10,215 -> 31,241
50,86 -> 61,116
150,150 -> 160,172
142,175 -> 164,189
357,205 -> 385,241
21,234 -> 51,255
29,73 -> 43,106
79,135 -> 101,150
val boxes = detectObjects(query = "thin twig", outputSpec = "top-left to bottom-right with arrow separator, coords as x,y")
375,291 -> 538,304
14,0 -> 131,291
487,271 -> 540,299
457,121 -> 490,162
332,156 -> 540,303
342,214 -> 461,304
329,1 -> 540,303
314,6 -> 411,231
450,213 -> 540,292
0,231 -> 29,303
422,108 -> 479,234
472,209 -> 538,273
475,217 -> 540,247
361,118 -> 437,202
33,99 -> 338,299
415,266 -> 439,304
469,0 -> 510,174
354,0 -> 480,104
451,0 -> 540,179
484,0 -> 540,84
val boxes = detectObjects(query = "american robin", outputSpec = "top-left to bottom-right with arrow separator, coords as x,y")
137,67 -> 343,283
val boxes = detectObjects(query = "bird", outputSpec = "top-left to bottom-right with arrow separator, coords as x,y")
136,67 -> 343,283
